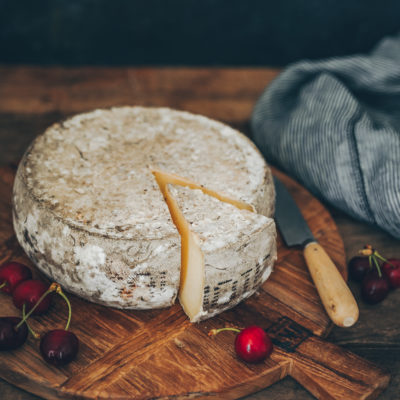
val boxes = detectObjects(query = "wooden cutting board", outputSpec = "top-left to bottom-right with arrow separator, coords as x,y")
0,165 -> 389,400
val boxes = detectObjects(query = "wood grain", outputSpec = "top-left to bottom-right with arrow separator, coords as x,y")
0,165 -> 389,399
0,67 -> 280,124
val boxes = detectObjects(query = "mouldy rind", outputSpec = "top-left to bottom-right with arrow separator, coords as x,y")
12,106 -> 276,317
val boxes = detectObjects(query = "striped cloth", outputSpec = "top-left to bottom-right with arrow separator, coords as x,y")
251,33 -> 400,239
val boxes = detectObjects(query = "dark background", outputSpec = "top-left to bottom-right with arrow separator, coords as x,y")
1,0 -> 400,66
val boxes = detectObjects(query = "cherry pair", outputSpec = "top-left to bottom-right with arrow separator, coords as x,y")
0,261 -> 51,314
0,261 -> 79,366
348,246 -> 400,304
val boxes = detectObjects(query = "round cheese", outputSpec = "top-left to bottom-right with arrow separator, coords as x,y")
12,107 -> 275,313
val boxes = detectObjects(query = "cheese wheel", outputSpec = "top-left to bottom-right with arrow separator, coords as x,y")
12,107 -> 275,313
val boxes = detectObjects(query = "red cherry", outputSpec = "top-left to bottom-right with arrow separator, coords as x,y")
0,317 -> 28,351
361,270 -> 390,304
382,259 -> 400,289
0,262 -> 32,294
348,256 -> 370,282
13,280 -> 52,314
234,326 -> 273,363
40,329 -> 79,366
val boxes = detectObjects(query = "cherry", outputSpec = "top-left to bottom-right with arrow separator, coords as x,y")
361,270 -> 390,304
0,262 -> 32,294
382,259 -> 400,289
40,329 -> 79,366
209,325 -> 273,364
348,256 -> 371,282
13,280 -> 52,314
0,317 -> 28,351
31,282 -> 78,366
234,326 -> 273,363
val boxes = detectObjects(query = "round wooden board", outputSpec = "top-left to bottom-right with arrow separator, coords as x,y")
0,166 -> 389,400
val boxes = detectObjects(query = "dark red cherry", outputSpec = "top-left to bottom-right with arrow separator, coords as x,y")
40,329 -> 79,366
348,256 -> 370,282
0,262 -> 32,294
13,280 -> 52,314
382,258 -> 400,289
234,326 -> 273,363
361,270 -> 390,304
0,317 -> 28,351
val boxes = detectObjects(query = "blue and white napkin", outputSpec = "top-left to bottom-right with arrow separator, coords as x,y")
251,33 -> 400,239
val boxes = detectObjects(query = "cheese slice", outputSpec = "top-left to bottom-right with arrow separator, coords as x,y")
12,106 -> 276,316
166,185 -> 276,322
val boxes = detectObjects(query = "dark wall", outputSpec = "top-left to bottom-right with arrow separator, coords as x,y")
1,0 -> 399,66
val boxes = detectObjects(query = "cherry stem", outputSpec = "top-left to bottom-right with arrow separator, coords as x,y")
15,282 -> 58,330
374,251 -> 396,268
208,327 -> 241,336
0,282 -> 6,289
55,285 -> 72,331
22,304 -> 39,339
372,255 -> 382,278
360,248 -> 373,256
360,247 -> 394,273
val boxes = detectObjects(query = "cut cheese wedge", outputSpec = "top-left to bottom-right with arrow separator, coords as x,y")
165,184 -> 276,322
152,169 -> 276,322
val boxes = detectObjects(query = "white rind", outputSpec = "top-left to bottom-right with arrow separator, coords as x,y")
171,186 -> 277,322
13,173 -> 180,308
12,106 -> 276,312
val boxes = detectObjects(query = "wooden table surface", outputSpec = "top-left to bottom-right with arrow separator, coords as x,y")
0,66 -> 399,400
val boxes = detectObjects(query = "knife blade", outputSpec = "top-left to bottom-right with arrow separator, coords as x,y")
273,176 -> 359,328
273,177 -> 315,247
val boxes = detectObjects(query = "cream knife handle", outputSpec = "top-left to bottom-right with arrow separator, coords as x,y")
304,242 -> 359,328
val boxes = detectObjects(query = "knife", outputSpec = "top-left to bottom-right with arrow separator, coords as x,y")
273,176 -> 359,328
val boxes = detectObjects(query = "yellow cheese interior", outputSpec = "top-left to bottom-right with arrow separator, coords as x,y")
152,168 -> 254,212
152,168 -> 254,321
178,231 -> 205,320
